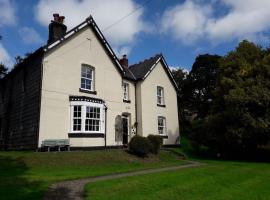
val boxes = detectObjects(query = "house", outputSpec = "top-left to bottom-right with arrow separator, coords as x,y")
0,14 -> 179,150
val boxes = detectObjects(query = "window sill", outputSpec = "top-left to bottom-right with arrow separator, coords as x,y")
157,104 -> 166,107
123,99 -> 131,103
159,135 -> 168,139
79,88 -> 97,95
68,133 -> 104,138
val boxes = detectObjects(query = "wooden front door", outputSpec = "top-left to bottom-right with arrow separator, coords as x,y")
122,115 -> 129,145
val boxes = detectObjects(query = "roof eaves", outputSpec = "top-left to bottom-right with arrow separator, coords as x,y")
160,55 -> 179,91
142,55 -> 162,80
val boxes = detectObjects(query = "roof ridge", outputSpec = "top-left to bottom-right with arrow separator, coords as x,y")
129,53 -> 162,69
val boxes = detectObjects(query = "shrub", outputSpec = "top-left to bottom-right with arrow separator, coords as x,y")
128,136 -> 152,157
147,135 -> 163,154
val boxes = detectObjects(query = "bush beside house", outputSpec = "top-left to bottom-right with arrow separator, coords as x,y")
129,135 -> 163,157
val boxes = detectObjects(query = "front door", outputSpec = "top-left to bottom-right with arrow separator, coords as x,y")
122,115 -> 129,145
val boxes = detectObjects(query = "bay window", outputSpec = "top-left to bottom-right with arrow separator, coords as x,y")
70,101 -> 105,134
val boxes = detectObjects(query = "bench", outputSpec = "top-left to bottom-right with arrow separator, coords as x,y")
41,139 -> 70,152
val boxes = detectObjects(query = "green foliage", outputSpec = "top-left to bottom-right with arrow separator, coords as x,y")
129,136 -> 152,157
187,40 -> 270,157
0,63 -> 8,79
185,54 -> 221,119
147,135 -> 163,154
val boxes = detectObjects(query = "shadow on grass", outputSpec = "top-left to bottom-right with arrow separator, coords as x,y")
44,186 -> 75,200
0,155 -> 44,200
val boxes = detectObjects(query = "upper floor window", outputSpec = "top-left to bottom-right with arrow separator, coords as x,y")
123,83 -> 129,101
157,86 -> 164,105
158,116 -> 166,135
81,64 -> 94,91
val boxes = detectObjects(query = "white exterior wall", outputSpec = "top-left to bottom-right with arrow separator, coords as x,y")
38,26 -> 136,147
137,61 -> 179,145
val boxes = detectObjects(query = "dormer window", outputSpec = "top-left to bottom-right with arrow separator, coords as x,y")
157,86 -> 165,106
123,83 -> 130,103
81,64 -> 94,91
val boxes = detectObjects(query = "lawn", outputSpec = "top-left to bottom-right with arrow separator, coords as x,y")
85,159 -> 270,200
0,149 -> 186,200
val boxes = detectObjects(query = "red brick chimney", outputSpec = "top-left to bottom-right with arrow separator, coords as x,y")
119,55 -> 128,68
48,13 -> 67,44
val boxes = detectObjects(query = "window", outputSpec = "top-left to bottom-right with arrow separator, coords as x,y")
123,83 -> 129,101
85,106 -> 100,131
71,102 -> 104,133
73,105 -> 82,131
81,64 -> 94,91
158,116 -> 166,135
157,86 -> 164,105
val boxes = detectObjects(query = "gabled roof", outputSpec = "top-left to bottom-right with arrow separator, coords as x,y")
129,54 -> 179,90
43,16 -> 134,78
1,15 -> 178,88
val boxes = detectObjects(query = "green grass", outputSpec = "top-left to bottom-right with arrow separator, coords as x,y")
85,160 -> 270,200
0,149 -> 185,200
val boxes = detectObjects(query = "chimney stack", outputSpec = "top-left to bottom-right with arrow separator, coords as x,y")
48,13 -> 67,44
119,55 -> 128,68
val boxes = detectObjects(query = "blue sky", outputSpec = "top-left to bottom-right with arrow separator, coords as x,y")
0,0 -> 270,71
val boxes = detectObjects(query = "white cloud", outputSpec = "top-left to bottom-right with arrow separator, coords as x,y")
169,66 -> 190,74
161,0 -> 270,45
0,0 -> 16,27
34,0 -> 147,54
18,27 -> 44,45
0,43 -> 13,68
161,1 -> 212,44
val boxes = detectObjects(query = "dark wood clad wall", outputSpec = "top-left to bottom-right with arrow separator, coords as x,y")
0,52 -> 43,150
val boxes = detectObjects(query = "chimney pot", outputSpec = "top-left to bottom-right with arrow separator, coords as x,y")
119,55 -> 128,68
48,13 -> 67,44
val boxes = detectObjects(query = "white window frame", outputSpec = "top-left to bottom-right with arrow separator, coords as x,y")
123,83 -> 129,101
158,116 -> 166,135
157,86 -> 165,105
70,101 -> 105,134
80,64 -> 94,91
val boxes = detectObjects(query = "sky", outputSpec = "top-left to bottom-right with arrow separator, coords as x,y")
1,0 -> 270,71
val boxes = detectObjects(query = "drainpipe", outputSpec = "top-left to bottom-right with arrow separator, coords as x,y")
134,82 -> 138,135
104,104 -> 108,148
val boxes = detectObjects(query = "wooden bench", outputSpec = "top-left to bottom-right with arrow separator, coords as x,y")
41,139 -> 70,152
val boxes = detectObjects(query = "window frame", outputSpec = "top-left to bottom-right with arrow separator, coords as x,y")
158,116 -> 166,135
123,82 -> 129,101
70,101 -> 105,134
157,86 -> 165,105
80,64 -> 95,92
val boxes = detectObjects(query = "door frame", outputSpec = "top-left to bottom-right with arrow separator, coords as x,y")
122,113 -> 130,145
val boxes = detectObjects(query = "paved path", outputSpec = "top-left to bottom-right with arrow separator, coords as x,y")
43,160 -> 204,200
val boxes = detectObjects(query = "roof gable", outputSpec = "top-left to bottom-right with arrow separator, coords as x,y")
129,54 -> 179,91
43,16 -> 136,79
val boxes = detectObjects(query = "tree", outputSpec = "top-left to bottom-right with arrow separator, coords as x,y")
171,68 -> 189,134
191,41 -> 270,156
0,63 -> 8,79
185,54 -> 221,119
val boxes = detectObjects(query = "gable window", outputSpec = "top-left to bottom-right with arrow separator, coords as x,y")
158,116 -> 166,135
157,86 -> 165,105
123,83 -> 129,101
70,101 -> 105,134
81,64 -> 94,91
